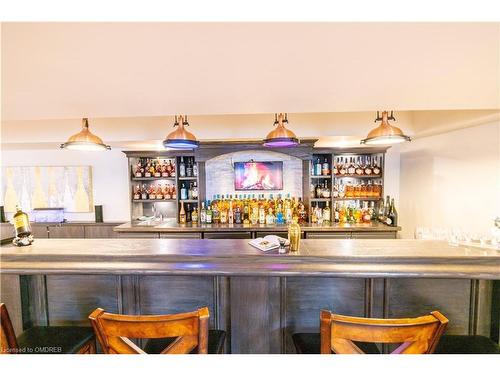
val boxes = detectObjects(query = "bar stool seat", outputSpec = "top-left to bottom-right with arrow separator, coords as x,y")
434,335 -> 500,354
292,332 -> 380,354
16,326 -> 96,354
1,303 -> 95,354
144,329 -> 226,354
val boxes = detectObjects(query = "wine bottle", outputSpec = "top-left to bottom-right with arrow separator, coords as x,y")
179,201 -> 186,224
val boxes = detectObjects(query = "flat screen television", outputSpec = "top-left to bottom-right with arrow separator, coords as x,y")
234,161 -> 283,190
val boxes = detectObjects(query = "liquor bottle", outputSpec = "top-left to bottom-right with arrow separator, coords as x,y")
339,157 -> 347,175
362,202 -> 371,223
206,205 -> 213,224
322,158 -> 330,176
191,182 -> 198,200
170,161 -> 176,178
334,203 -> 340,223
200,202 -> 207,223
386,198 -> 398,226
323,201 -> 331,225
384,195 -> 390,218
179,157 -> 186,177
373,156 -> 381,175
186,204 -> 192,222
165,160 -> 172,177
332,157 -> 338,175
156,185 -> 164,200
186,158 -> 193,177
228,201 -> 234,224
220,206 -> 228,224
265,208 -> 275,225
141,184 -> 148,200
364,156 -> 373,175
355,157 -> 364,175
259,204 -> 266,224
148,185 -> 156,200
370,201 -> 377,221
314,157 -> 322,176
133,185 -> 140,200
180,183 -> 188,200
154,160 -> 162,178
171,185 -> 177,199
338,180 -> 345,198
193,159 -> 198,177
13,206 -> 32,237
134,160 -> 143,178
311,206 -> 318,224
347,157 -> 356,175
323,182 -> 331,198
235,205 -> 242,224
378,199 -> 385,222
276,204 -> 284,224
213,203 -> 220,224
179,201 -> 186,224
315,183 -> 322,199
188,183 -> 194,200
191,207 -> 199,223
144,161 -> 152,178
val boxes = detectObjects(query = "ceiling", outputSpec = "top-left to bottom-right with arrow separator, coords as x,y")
2,22 -> 499,122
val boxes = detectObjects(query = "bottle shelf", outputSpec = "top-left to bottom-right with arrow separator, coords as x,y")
133,199 -> 177,203
311,198 -> 331,202
333,197 -> 381,201
333,174 -> 382,179
132,177 -> 176,181
178,177 -> 198,181
179,199 -> 199,203
310,175 -> 332,179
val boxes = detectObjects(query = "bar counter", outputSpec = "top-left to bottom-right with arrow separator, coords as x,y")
1,239 -> 498,353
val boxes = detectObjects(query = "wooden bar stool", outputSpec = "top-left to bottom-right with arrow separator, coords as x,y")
293,310 -> 448,354
89,307 -> 226,354
0,303 -> 95,354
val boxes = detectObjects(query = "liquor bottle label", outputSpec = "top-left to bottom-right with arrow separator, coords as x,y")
14,215 -> 29,230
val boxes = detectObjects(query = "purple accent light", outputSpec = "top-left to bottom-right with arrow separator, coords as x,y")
263,137 -> 299,148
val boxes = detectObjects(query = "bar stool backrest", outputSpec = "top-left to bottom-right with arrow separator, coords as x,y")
89,307 -> 209,354
0,303 -> 19,354
320,310 -> 448,354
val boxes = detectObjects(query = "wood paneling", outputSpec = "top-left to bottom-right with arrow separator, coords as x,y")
117,232 -> 160,238
85,225 -> 119,238
284,277 -> 366,352
46,275 -> 120,326
0,275 -> 22,335
31,225 -> 49,238
48,225 -> 85,238
386,278 -> 471,335
230,276 -> 282,353
139,276 -> 217,328
306,232 -> 351,239
351,232 -> 397,239
204,232 -> 251,239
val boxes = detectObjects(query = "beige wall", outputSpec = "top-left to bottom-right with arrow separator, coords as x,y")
399,121 -> 500,239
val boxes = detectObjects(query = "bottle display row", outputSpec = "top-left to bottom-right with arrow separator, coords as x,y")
312,180 -> 382,199
178,156 -> 197,178
332,156 -> 382,176
310,195 -> 398,226
133,158 -> 176,178
179,181 -> 199,201
179,194 -> 308,225
133,183 -> 176,200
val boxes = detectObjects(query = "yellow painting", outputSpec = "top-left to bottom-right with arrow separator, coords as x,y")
1,166 -> 94,213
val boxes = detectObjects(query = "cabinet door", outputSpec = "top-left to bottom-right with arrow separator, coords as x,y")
255,231 -> 290,239
31,225 -> 49,238
48,225 -> 85,238
85,225 -> 120,238
351,232 -> 396,239
204,232 -> 252,239
306,232 -> 351,239
160,232 -> 202,239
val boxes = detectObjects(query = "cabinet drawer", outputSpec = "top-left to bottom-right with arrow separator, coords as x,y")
204,232 -> 252,239
85,225 -> 119,238
160,232 -> 202,239
351,232 -> 397,239
306,232 -> 351,239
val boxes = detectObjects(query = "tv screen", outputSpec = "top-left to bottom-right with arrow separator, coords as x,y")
234,161 -> 283,190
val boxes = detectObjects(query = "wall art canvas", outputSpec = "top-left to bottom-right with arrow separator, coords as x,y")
2,166 -> 94,213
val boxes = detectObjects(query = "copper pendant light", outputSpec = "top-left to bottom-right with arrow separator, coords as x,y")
263,113 -> 299,147
60,118 -> 111,150
163,115 -> 200,149
361,111 -> 411,145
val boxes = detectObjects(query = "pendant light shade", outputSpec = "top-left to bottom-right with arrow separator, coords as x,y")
163,115 -> 200,149
263,113 -> 299,147
60,118 -> 111,150
361,111 -> 411,145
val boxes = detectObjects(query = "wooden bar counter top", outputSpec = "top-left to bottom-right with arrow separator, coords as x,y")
1,238 -> 498,279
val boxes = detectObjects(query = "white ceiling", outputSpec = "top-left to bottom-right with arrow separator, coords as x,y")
2,22 -> 499,121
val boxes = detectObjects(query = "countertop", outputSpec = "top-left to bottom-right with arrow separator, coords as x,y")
1,238 -> 498,279
114,221 -> 401,232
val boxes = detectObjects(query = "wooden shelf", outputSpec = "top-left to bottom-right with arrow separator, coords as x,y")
333,174 -> 382,179
178,177 -> 198,181
310,175 -> 332,179
179,199 -> 199,203
132,177 -> 176,181
311,198 -> 331,202
133,199 -> 177,203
